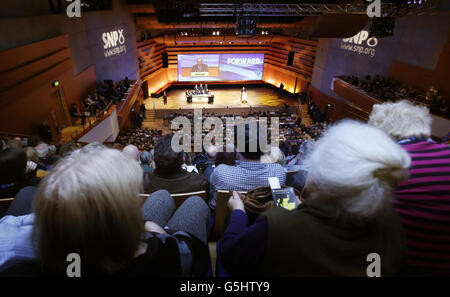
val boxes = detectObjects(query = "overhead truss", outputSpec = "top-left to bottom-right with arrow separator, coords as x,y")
198,1 -> 441,17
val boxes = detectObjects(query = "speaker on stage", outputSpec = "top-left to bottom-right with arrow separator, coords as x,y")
208,95 -> 214,104
287,51 -> 295,66
162,52 -> 168,68
187,96 -> 192,103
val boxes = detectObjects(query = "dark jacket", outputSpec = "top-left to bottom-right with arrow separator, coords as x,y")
260,202 -> 407,276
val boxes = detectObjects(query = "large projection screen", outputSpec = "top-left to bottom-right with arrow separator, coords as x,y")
177,53 -> 264,82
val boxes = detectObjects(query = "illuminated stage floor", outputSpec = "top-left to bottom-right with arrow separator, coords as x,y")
144,87 -> 300,110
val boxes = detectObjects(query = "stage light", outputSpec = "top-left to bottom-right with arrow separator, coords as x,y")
213,32 -> 216,35
52,81 -> 60,87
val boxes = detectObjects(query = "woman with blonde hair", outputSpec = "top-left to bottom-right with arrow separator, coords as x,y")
1,146 -> 210,276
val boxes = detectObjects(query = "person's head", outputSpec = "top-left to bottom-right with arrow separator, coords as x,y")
215,151 -> 236,167
260,146 -> 285,166
197,58 -> 202,64
0,148 -> 27,185
183,151 -> 193,165
234,123 -> 266,161
298,140 -> 314,160
48,145 -> 56,157
140,150 -> 153,165
0,138 -> 6,150
58,143 -> 76,158
33,146 -> 143,275
122,144 -> 140,161
24,146 -> 39,164
154,134 -> 183,174
368,100 -> 432,141
35,143 -> 49,159
304,120 -> 411,218
205,145 -> 219,160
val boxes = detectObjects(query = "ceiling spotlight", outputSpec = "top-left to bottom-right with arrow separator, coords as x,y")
213,31 -> 216,35
216,31 -> 220,35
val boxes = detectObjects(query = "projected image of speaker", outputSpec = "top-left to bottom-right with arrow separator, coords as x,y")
369,17 -> 395,38
237,16 -> 257,37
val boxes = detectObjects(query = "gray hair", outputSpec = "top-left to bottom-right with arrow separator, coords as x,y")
368,100 -> 432,141
122,144 -> 140,161
35,143 -> 49,158
140,150 -> 152,164
304,120 -> 411,217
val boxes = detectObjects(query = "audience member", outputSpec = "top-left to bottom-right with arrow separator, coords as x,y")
260,146 -> 286,166
140,150 -> 154,173
143,135 -> 209,195
0,148 -> 40,199
122,144 -> 140,162
210,124 -> 286,209
218,120 -> 410,276
0,146 -> 210,276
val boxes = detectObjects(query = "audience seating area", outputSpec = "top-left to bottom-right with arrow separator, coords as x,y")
1,99 -> 449,277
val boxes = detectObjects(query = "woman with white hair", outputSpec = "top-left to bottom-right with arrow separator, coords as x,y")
218,120 -> 410,276
1,146 -> 210,276
369,100 -> 450,275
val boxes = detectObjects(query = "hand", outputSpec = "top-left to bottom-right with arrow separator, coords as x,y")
227,191 -> 245,213
144,221 -> 166,234
26,161 -> 37,173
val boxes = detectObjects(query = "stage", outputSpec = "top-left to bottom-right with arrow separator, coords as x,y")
145,86 -> 300,110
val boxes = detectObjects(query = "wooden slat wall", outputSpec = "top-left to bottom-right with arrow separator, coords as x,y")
137,39 -> 166,82
265,38 -> 317,79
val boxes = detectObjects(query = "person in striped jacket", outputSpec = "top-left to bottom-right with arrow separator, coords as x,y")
369,100 -> 450,276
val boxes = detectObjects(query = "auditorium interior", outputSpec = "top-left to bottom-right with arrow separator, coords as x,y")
0,0 -> 449,280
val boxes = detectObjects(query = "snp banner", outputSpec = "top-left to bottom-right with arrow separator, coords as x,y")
178,53 -> 264,81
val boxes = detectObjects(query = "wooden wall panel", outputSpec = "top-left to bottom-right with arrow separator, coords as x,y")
137,39 -> 166,82
0,35 -> 70,73
388,61 -> 434,91
309,85 -> 369,122
389,31 -> 450,100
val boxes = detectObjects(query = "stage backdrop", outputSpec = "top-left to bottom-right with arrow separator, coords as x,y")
177,53 -> 264,82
